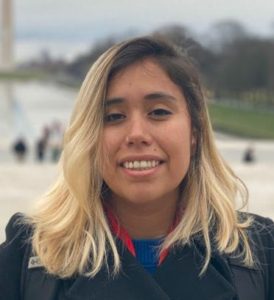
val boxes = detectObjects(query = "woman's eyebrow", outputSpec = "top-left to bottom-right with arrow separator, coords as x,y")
105,92 -> 177,107
144,92 -> 177,102
105,97 -> 124,107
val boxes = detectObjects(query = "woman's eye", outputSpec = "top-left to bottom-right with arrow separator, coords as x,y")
104,113 -> 125,123
149,109 -> 172,118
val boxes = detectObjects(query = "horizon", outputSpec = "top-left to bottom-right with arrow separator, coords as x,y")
14,18 -> 274,64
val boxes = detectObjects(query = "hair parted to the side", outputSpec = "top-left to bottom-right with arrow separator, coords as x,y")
26,36 -> 253,278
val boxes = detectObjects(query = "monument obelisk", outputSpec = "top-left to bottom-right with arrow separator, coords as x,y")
1,0 -> 14,71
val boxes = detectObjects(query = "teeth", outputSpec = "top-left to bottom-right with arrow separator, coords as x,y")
122,160 -> 160,170
140,161 -> 146,168
134,161 -> 140,168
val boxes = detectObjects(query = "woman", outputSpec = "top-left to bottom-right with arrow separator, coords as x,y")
0,36 -> 273,300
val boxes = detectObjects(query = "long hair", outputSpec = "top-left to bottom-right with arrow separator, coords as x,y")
27,36 -> 253,278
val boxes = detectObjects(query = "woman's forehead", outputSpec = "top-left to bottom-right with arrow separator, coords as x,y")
107,59 -> 178,95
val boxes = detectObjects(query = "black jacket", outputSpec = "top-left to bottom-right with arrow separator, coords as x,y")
0,213 -> 274,300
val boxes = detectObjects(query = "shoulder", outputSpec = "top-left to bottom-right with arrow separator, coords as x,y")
240,212 -> 274,243
232,212 -> 274,298
247,211 -> 274,227
0,213 -> 33,299
0,212 -> 32,261
236,212 -> 274,273
1,212 -> 32,248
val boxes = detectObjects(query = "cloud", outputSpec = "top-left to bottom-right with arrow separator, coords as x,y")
14,0 -> 274,41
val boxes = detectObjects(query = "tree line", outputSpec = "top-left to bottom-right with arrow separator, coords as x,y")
46,21 -> 274,109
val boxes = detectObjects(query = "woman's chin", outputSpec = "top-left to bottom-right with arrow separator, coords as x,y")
111,189 -> 175,208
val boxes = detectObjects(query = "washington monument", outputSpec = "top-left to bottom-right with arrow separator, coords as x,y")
0,0 -> 14,71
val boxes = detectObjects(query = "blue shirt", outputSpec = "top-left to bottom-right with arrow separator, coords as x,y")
132,238 -> 162,274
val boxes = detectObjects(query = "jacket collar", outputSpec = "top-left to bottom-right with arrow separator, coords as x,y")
64,240 -> 238,300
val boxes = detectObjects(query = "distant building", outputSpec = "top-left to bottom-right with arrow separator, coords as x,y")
0,0 -> 14,71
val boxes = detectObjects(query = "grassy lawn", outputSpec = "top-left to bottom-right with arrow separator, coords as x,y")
208,102 -> 274,139
0,69 -> 52,81
0,70 -> 79,88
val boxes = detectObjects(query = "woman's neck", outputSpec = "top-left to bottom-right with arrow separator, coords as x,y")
109,197 -> 179,239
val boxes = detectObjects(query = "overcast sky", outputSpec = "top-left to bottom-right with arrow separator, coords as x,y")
4,0 -> 272,62
15,0 -> 274,41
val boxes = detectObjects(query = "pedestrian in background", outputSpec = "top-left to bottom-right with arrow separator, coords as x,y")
48,120 -> 63,162
11,136 -> 28,162
35,125 -> 50,162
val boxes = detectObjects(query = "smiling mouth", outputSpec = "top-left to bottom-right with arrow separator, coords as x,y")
120,160 -> 163,170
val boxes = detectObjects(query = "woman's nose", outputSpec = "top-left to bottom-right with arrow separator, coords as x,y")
125,117 -> 152,146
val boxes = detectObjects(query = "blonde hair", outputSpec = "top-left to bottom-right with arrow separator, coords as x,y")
27,36 -> 253,278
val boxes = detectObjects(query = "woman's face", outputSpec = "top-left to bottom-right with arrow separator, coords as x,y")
101,59 -> 194,208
